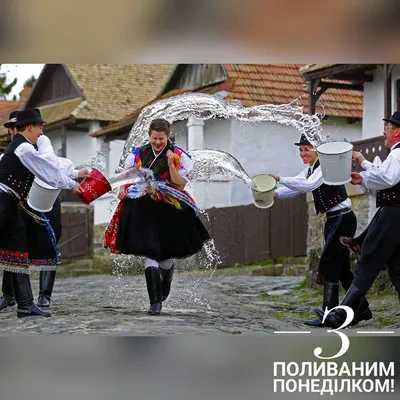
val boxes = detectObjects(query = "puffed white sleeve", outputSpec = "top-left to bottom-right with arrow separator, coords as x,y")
177,150 -> 194,182
37,135 -> 79,179
124,147 -> 138,169
14,143 -> 77,189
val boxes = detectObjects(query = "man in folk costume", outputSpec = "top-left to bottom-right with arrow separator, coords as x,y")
0,111 -> 19,309
1,134 -> 90,310
269,134 -> 372,327
0,108 -> 83,318
323,111 -> 400,328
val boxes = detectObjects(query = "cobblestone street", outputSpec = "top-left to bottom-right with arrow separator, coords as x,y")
0,269 -> 303,334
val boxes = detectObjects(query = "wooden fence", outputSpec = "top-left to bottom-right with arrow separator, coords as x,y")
199,194 -> 308,266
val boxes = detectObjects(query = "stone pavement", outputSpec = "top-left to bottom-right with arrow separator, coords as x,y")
0,269 -> 304,334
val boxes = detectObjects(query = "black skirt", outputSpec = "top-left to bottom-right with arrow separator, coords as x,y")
0,192 -> 29,271
116,194 -> 211,261
22,197 -> 61,263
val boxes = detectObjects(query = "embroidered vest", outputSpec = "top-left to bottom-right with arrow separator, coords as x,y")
134,141 -> 188,188
310,160 -> 348,214
0,134 -> 35,198
376,143 -> 400,207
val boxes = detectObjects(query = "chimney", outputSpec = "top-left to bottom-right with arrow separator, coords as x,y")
19,87 -> 32,103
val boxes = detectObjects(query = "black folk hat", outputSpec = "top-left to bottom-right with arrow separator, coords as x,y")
15,108 -> 46,127
294,134 -> 312,146
383,111 -> 400,127
3,110 -> 19,128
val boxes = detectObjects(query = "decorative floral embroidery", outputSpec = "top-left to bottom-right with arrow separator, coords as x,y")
104,142 -> 195,253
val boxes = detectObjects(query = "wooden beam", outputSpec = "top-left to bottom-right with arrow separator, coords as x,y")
308,79 -> 321,115
333,73 -> 374,83
383,64 -> 393,121
43,117 -> 75,132
320,82 -> 364,91
302,64 -> 376,82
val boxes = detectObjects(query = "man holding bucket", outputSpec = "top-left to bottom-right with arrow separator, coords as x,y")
23,134 -> 90,308
0,111 -> 19,310
323,111 -> 400,328
268,133 -> 372,327
0,108 -> 83,318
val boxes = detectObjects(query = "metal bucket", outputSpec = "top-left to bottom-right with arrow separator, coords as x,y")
317,141 -> 353,185
251,174 -> 277,209
27,177 -> 61,213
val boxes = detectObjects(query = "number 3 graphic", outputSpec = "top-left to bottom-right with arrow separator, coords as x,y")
313,306 -> 355,360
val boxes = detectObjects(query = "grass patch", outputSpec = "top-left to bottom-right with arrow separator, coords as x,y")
259,292 -> 280,301
293,279 -> 307,290
377,315 -> 396,326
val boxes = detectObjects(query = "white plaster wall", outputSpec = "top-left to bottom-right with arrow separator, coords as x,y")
93,139 -> 125,225
186,118 -> 233,209
362,65 -> 400,139
362,67 -> 385,139
45,129 -> 63,156
322,117 -> 362,143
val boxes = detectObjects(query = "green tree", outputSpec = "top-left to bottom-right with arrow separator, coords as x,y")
0,64 -> 17,99
23,74 -> 37,89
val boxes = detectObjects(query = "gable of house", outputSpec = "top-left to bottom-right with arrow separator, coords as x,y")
18,64 -> 176,129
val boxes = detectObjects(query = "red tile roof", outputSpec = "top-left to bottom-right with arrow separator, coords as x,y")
91,64 -> 363,138
223,64 -> 363,118
0,100 -> 23,150
0,100 -> 23,125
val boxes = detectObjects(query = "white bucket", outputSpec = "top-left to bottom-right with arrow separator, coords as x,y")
27,177 -> 61,213
251,174 -> 277,209
316,141 -> 354,185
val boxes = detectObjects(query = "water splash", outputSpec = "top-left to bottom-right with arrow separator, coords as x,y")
116,92 -> 326,174
188,149 -> 255,188
76,151 -> 107,174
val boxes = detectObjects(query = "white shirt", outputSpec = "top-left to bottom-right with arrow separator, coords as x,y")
36,135 -> 79,180
360,142 -> 400,191
0,136 -> 77,197
276,162 -> 351,212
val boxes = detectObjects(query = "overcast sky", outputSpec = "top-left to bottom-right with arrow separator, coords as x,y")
0,64 -> 45,100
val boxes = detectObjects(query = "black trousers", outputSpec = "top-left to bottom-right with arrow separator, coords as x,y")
353,206 -> 400,293
318,210 -> 357,284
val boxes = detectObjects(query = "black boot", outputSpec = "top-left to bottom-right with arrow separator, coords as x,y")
160,264 -> 174,302
11,273 -> 51,318
304,282 -> 339,327
322,285 -> 365,329
348,298 -> 372,326
0,295 -> 15,310
145,267 -> 162,315
0,271 -> 16,310
37,270 -> 56,308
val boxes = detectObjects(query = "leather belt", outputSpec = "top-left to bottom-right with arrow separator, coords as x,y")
326,207 -> 352,218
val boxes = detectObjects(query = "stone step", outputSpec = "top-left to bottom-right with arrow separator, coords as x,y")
282,257 -> 308,266
251,264 -> 308,277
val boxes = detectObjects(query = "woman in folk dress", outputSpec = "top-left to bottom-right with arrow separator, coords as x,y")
105,118 -> 211,315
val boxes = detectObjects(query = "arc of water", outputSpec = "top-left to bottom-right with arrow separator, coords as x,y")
115,92 -> 326,175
